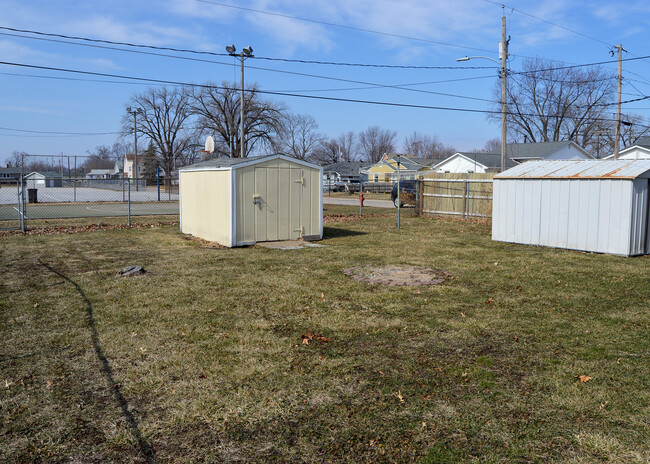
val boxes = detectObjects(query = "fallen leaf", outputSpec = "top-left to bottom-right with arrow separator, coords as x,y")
395,390 -> 405,403
320,292 -> 324,301
485,298 -> 495,305
302,338 -> 310,345
460,312 -> 466,318
575,375 -> 592,383
600,401 -> 609,410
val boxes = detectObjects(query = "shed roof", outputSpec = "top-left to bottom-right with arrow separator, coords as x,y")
25,171 -> 62,178
179,153 -> 320,172
494,159 -> 650,180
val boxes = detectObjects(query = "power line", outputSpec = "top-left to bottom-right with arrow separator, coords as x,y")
194,0 -> 499,55
0,30 -> 499,103
0,126 -> 120,135
0,26 -> 494,70
484,0 -> 614,48
0,59 -> 644,128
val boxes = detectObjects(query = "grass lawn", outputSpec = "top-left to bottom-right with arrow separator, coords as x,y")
1,205 -> 648,463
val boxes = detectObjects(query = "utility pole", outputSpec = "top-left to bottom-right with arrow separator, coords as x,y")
614,44 -> 623,159
126,107 -> 142,190
500,7 -> 508,172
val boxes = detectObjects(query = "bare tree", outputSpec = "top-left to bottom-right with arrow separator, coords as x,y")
336,131 -> 357,161
311,131 -> 358,165
358,125 -> 397,162
482,137 -> 501,153
275,113 -> 323,160
190,82 -> 286,158
494,57 -> 616,149
124,86 -> 194,179
5,151 -> 24,167
402,131 -> 455,162
83,145 -> 116,171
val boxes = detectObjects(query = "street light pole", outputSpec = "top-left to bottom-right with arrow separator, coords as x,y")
126,106 -> 142,190
226,45 -> 254,158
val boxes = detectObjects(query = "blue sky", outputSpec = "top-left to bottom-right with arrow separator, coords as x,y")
2,0 -> 650,163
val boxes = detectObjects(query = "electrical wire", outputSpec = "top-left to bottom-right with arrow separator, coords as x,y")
0,30 -> 499,103
193,0 -> 499,55
0,26 -> 494,70
0,59 -> 646,129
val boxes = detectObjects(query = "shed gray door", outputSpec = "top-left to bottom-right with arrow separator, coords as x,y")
254,167 -> 303,242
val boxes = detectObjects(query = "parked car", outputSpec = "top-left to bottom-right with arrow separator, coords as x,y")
390,180 -> 417,207
323,180 -> 346,192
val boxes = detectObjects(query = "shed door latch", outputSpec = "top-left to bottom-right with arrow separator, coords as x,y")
253,193 -> 262,205
293,176 -> 304,186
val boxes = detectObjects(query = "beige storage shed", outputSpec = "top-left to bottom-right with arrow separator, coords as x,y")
179,154 -> 323,247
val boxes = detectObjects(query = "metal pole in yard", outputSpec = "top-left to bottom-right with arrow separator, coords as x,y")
20,153 -> 25,233
127,178 -> 131,226
397,155 -> 401,230
157,165 -> 161,201
74,156 -> 77,203
465,180 -> 470,218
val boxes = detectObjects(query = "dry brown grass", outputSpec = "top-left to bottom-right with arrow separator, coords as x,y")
1,205 -> 648,463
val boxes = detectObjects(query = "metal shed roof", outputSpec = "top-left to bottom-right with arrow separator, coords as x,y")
494,159 -> 650,180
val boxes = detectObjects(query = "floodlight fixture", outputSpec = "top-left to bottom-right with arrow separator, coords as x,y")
226,44 -> 236,54
243,45 -> 253,56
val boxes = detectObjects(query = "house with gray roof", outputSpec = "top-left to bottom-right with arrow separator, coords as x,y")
323,161 -> 373,183
505,141 -> 589,163
431,141 -> 589,173
431,152 -> 518,173
603,135 -> 650,160
0,167 -> 22,184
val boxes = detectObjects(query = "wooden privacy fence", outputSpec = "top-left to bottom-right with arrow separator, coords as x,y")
417,173 -> 493,218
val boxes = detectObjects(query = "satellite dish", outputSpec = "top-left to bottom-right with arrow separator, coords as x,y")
205,135 -> 215,154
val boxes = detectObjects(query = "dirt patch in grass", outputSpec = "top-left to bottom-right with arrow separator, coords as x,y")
343,265 -> 452,286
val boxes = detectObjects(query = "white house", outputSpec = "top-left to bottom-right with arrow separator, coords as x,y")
86,169 -> 114,179
431,141 -> 589,174
505,141 -> 589,163
431,152 -> 518,173
603,136 -> 650,160
124,153 -> 145,179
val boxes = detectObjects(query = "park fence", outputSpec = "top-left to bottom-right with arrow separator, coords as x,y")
0,175 -> 179,231
417,173 -> 493,218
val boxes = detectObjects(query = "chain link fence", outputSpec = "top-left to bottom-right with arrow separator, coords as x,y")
0,154 -> 179,231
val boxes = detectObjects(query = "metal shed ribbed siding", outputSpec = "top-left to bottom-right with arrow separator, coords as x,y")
492,160 -> 650,256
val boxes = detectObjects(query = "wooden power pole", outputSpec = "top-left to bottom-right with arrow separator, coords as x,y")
614,44 -> 623,159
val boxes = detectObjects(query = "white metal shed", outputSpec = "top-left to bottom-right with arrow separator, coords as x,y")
492,160 -> 650,256
179,154 -> 323,247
